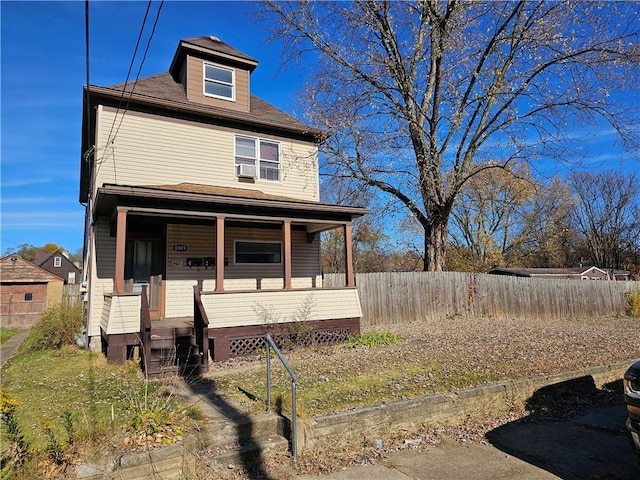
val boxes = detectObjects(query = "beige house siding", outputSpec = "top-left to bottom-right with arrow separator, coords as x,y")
163,223 -> 322,317
164,280 -> 198,318
201,288 -> 362,329
100,295 -> 112,333
185,55 -> 250,112
94,107 -> 318,202
166,224 -> 216,281
88,217 -> 116,337
102,294 -> 141,335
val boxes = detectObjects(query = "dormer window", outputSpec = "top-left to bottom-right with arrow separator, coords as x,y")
54,256 -> 62,267
203,63 -> 234,101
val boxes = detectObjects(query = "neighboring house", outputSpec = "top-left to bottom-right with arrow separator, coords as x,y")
80,36 -> 366,373
0,255 -> 64,328
35,252 -> 82,285
487,266 -> 633,281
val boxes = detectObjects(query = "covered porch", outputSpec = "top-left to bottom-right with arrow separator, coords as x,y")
93,183 -> 366,372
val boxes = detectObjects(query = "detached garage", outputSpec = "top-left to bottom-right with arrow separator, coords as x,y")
1,255 -> 64,328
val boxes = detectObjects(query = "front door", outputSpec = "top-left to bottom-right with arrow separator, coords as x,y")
125,238 -> 164,319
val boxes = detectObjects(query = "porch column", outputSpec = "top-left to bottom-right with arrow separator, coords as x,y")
114,208 -> 127,293
344,223 -> 355,287
215,216 -> 225,292
283,220 -> 292,289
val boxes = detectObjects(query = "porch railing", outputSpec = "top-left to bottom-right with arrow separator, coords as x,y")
265,333 -> 298,459
140,285 -> 152,374
125,275 -> 163,320
193,286 -> 210,374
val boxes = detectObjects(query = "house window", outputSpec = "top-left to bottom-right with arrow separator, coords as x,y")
25,292 -> 33,301
203,63 -> 234,100
54,256 -> 62,267
234,241 -> 281,264
234,136 -> 281,181
68,272 -> 76,284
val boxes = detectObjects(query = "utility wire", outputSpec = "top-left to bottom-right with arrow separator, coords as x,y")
113,0 -> 164,141
84,0 -> 91,160
104,0 -> 153,148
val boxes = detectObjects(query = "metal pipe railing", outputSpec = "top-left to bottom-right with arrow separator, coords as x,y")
264,334 -> 298,459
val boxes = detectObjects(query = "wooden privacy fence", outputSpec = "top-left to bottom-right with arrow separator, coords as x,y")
324,272 -> 637,327
62,284 -> 82,307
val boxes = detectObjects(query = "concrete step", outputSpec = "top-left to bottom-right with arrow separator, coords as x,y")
210,437 -> 290,465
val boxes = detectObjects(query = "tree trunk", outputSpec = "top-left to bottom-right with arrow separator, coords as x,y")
424,215 -> 449,272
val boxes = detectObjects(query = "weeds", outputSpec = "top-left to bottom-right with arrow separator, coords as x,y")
1,393 -> 30,478
625,289 -> 640,317
20,302 -> 83,352
42,425 -> 64,466
254,294 -> 315,349
343,331 -> 403,349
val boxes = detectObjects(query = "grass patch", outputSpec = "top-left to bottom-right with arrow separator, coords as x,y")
1,348 -> 144,449
0,347 -> 191,478
0,328 -> 17,344
343,331 -> 403,349
214,356 -> 499,417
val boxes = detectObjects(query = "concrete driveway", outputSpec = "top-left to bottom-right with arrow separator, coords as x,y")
298,403 -> 639,480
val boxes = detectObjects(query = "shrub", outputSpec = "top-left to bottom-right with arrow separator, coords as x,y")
625,289 -> 640,317
20,302 -> 83,352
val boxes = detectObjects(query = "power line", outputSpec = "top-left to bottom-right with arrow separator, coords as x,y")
113,0 -> 164,141
84,0 -> 91,160
104,0 -> 153,148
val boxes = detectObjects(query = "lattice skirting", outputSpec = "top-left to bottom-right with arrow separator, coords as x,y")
209,318 -> 360,362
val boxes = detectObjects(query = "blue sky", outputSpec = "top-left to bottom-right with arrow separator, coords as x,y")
1,1 -> 637,256
1,0 -> 302,254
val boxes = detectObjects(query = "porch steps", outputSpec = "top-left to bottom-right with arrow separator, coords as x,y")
145,325 -> 205,377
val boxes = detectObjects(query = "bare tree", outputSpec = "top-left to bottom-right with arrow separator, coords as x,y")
449,163 -> 536,270
264,0 -> 640,270
569,170 -> 639,270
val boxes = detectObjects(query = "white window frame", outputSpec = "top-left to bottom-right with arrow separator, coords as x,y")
233,240 -> 282,265
54,256 -> 62,267
203,62 -> 235,101
234,135 -> 281,182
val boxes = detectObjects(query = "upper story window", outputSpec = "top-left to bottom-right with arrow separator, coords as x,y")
203,63 -> 235,101
54,256 -> 62,267
235,135 -> 281,182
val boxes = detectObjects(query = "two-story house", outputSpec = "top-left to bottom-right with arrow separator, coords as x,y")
80,36 -> 366,374
35,251 -> 81,285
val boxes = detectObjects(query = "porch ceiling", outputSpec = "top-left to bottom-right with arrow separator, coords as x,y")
94,183 -> 367,230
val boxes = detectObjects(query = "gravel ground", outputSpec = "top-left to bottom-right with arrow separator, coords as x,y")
198,315 -> 639,479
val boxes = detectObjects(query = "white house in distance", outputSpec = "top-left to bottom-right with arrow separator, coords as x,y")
79,36 -> 366,375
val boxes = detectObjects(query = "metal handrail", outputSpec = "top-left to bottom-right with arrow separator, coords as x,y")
264,334 -> 298,459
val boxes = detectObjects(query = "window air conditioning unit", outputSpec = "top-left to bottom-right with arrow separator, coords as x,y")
236,164 -> 257,178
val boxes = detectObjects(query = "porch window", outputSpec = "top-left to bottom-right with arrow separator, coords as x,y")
234,136 -> 280,181
234,241 -> 281,264
203,63 -> 234,100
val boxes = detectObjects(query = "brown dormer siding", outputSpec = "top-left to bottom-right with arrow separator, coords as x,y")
185,55 -> 250,112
